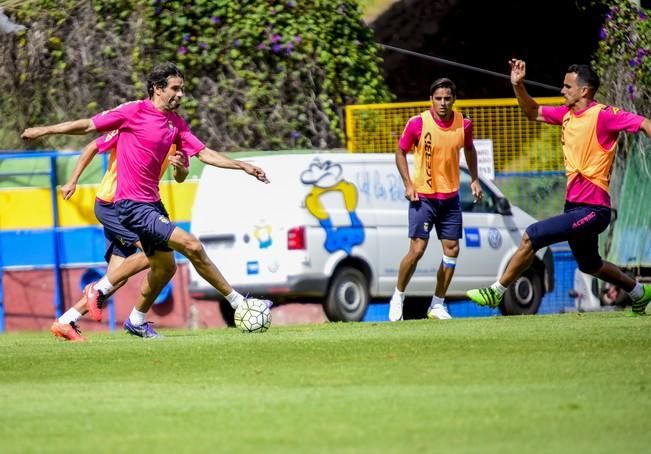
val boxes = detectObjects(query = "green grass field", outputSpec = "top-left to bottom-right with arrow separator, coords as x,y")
1,313 -> 649,453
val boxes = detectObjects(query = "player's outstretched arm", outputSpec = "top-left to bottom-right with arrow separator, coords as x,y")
21,119 -> 96,141
197,147 -> 270,183
61,139 -> 100,200
509,59 -> 544,122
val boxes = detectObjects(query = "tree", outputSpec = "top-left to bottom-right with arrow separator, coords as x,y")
0,0 -> 392,150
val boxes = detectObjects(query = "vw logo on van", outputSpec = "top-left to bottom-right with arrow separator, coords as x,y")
488,228 -> 502,249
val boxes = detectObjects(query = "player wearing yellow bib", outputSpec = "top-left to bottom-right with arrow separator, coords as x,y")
389,78 -> 483,321
50,132 -> 188,341
467,59 -> 651,316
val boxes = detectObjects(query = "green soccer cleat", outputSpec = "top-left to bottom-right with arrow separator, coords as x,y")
466,287 -> 502,308
628,283 -> 651,317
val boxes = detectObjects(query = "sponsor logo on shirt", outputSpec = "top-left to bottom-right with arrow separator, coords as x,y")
104,129 -> 119,142
158,215 -> 170,224
424,131 -> 433,188
572,211 -> 596,229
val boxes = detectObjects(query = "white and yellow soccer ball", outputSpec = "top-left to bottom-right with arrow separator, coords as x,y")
234,298 -> 272,333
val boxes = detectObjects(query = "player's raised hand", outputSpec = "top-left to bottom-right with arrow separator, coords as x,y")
243,163 -> 270,183
60,182 -> 76,200
509,59 -> 526,86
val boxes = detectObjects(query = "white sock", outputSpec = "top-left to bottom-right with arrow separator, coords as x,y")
628,283 -> 644,300
393,288 -> 405,301
58,308 -> 82,324
94,276 -> 114,295
491,281 -> 507,296
430,295 -> 445,307
129,308 -> 147,326
226,290 -> 245,309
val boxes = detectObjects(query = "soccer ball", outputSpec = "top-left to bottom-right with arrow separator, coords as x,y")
234,298 -> 272,333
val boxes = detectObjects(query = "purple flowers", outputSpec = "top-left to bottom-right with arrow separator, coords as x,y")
270,34 -> 282,43
599,27 -> 607,40
291,131 -> 300,140
199,42 -> 208,50
233,39 -> 241,48
182,33 -> 190,42
178,46 -> 187,55
211,16 -> 220,24
271,43 -> 282,53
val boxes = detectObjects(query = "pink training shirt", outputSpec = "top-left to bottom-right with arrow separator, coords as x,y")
398,111 -> 474,199
541,102 -> 645,207
91,99 -> 205,203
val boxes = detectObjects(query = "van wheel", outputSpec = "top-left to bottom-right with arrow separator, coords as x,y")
219,300 -> 236,327
324,267 -> 369,322
501,268 -> 543,315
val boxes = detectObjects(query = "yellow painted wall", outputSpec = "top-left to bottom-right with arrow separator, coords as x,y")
0,181 -> 198,230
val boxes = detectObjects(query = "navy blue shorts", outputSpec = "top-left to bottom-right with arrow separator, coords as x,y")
115,200 -> 176,257
408,196 -> 462,240
526,202 -> 611,272
94,200 -> 139,262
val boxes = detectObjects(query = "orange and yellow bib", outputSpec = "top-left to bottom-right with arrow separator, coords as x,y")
562,103 -> 616,193
412,110 -> 464,195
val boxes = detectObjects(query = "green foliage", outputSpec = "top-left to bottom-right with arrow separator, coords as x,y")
0,0 -> 392,150
592,0 -> 650,117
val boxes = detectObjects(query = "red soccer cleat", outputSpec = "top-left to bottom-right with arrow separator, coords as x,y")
84,283 -> 105,322
50,321 -> 87,342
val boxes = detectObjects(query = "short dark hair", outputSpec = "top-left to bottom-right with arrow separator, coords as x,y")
566,64 -> 600,94
430,78 -> 457,97
146,62 -> 184,98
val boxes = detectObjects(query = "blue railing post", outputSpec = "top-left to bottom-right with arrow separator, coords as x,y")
49,155 -> 65,318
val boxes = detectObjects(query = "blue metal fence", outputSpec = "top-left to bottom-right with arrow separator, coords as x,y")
0,150 -> 116,332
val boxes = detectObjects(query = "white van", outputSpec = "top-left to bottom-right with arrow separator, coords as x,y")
188,153 -> 554,322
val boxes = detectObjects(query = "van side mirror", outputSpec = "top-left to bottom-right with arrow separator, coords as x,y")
496,197 -> 512,215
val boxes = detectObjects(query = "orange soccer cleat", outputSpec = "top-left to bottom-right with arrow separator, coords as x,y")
84,283 -> 105,322
50,321 -> 87,342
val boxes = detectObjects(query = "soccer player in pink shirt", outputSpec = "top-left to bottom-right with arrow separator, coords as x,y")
49,131 -> 189,341
467,59 -> 651,316
22,62 -> 271,337
389,78 -> 483,322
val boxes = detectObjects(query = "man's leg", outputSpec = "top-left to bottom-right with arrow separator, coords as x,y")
389,238 -> 428,321
427,239 -> 459,320
427,197 -> 462,320
166,227 -> 270,309
123,250 -> 176,338
468,204 -> 611,308
571,238 -> 651,316
85,250 -> 150,321
467,211 -> 561,308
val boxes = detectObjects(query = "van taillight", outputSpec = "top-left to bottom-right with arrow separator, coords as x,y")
287,226 -> 306,250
